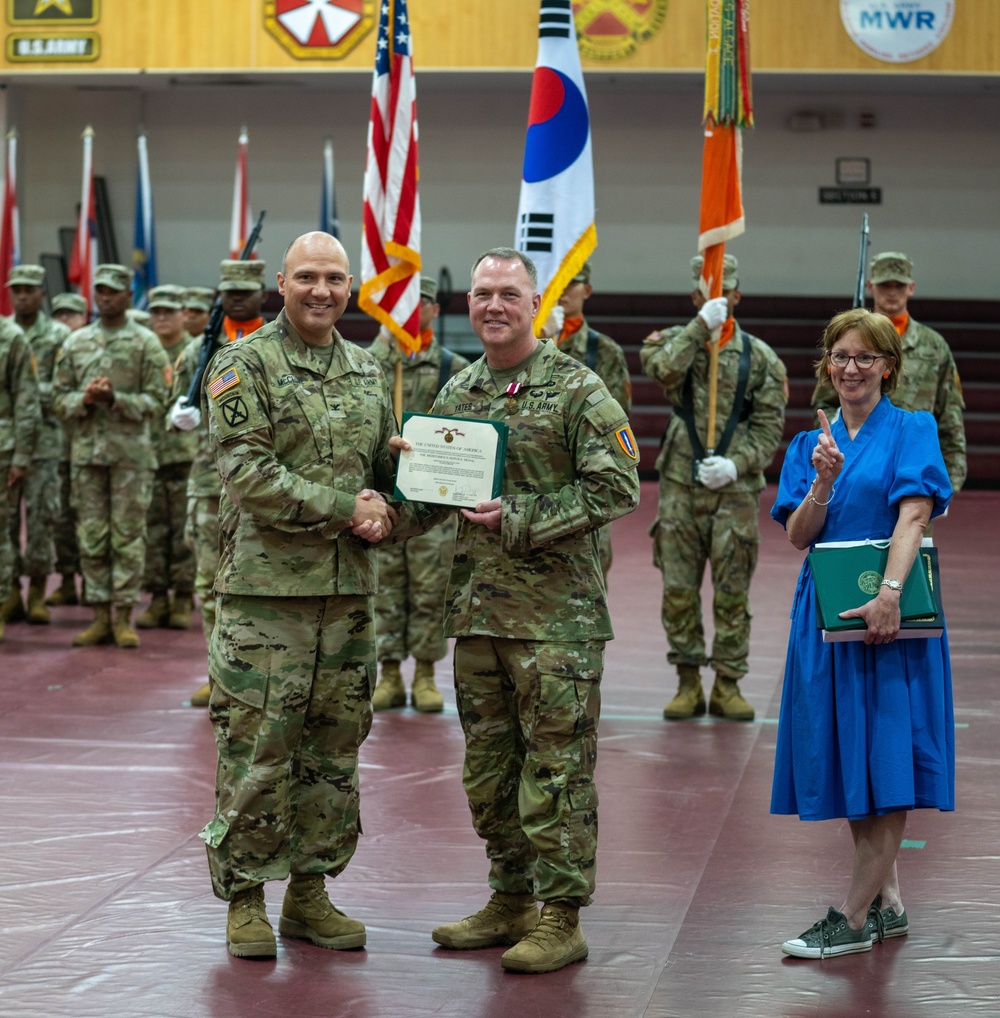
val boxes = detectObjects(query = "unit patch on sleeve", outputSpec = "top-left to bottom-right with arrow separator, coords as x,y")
615,425 -> 639,461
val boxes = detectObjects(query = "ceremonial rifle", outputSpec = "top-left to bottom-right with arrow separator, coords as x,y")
185,210 -> 266,405
853,213 -> 870,309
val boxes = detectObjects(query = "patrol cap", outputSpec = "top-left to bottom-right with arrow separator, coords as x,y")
51,292 -> 87,314
94,263 -> 134,291
183,286 -> 215,311
869,251 -> 913,285
218,260 -> 266,292
6,264 -> 46,288
690,253 -> 739,290
420,276 -> 438,301
147,284 -> 186,310
127,308 -> 150,325
570,261 -> 591,284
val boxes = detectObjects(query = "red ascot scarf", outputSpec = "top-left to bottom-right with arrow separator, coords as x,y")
557,315 -> 584,345
223,316 -> 264,344
888,312 -> 909,336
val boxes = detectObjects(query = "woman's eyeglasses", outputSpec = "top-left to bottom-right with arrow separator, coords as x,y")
829,352 -> 884,370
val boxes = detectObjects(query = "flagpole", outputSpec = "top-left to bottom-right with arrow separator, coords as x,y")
68,125 -> 96,318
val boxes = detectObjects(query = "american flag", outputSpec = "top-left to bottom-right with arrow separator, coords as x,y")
67,126 -> 98,320
0,128 -> 20,317
359,0 -> 422,355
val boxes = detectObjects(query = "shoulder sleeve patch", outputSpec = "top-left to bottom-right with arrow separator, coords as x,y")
615,425 -> 640,461
208,368 -> 240,399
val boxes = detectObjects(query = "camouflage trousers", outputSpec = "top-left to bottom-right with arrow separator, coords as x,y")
374,515 -> 456,663
143,461 -> 194,594
0,454 -> 15,592
201,592 -> 375,901
650,481 -> 761,679
52,459 -> 79,577
6,457 -> 59,581
597,524 -> 613,578
71,464 -> 154,607
453,635 -> 603,906
184,493 -> 220,645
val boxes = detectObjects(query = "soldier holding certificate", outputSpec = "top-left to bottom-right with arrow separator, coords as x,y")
394,247 -> 640,974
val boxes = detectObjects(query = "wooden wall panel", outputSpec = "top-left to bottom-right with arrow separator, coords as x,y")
1,1 -> 997,75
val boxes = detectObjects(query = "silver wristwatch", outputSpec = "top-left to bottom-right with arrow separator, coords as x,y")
880,579 -> 904,593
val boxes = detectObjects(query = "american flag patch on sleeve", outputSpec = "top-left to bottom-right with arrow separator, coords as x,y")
208,368 -> 240,399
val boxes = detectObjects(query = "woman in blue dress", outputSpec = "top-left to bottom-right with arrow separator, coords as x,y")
770,308 -> 953,960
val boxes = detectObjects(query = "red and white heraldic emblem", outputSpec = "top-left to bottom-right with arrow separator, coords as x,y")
264,0 -> 374,60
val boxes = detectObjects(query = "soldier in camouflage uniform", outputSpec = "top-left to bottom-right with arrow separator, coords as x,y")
135,286 -> 198,631
812,251 -> 966,494
183,286 -> 215,339
45,293 -> 89,608
1,265 -> 71,626
641,255 -> 787,722
168,261 -> 268,707
53,264 -> 171,648
0,315 -> 41,642
46,293 -> 89,605
543,260 -> 632,577
369,276 -> 470,713
198,233 -> 399,961
409,249 -> 639,974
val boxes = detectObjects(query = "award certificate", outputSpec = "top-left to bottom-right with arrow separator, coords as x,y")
394,412 -> 508,508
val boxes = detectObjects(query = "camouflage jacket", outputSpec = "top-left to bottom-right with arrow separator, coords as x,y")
413,339 -> 640,642
369,331 -> 471,415
811,316 -> 967,492
553,317 -> 633,413
205,309 -> 401,597
640,317 -> 788,493
53,318 -> 170,469
4,312 -> 70,460
152,334 -> 200,468
0,318 -> 41,468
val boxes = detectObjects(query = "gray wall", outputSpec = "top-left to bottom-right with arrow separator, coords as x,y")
2,73 -> 998,299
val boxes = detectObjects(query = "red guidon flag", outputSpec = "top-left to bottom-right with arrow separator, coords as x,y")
359,0 -> 421,355
698,0 -> 753,300
67,126 -> 98,319
229,128 -> 256,259
0,128 -> 20,317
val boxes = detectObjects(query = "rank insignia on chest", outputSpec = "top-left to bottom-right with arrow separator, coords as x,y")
615,425 -> 639,461
208,368 -> 240,398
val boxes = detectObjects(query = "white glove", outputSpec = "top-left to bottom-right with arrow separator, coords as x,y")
170,396 -> 201,431
697,296 -> 729,332
697,455 -> 738,490
541,304 -> 565,338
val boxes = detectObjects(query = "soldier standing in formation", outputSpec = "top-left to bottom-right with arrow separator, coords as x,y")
812,250 -> 967,495
1,265 -> 70,626
183,286 -> 215,339
198,233 -> 397,960
542,260 -> 632,576
53,264 -> 171,649
369,276 -> 470,713
402,248 -> 640,974
135,285 -> 199,631
641,255 -> 788,722
0,311 -> 41,643
168,260 -> 268,707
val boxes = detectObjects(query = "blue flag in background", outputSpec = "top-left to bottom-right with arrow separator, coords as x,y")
132,131 -> 157,309
320,137 -> 341,240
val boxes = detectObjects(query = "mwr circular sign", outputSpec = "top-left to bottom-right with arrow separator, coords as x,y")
265,0 -> 374,60
840,0 -> 954,63
573,0 -> 669,62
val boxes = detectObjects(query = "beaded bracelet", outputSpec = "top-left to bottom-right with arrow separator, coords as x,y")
807,483 -> 835,507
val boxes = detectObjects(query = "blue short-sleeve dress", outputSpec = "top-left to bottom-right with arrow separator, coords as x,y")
770,397 -> 955,821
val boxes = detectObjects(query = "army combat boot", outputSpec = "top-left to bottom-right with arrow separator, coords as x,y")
371,660 -> 406,711
709,675 -> 755,721
72,604 -> 114,646
45,573 -> 79,606
432,892 -> 539,950
1,582 -> 25,623
135,592 -> 170,629
168,592 -> 194,630
411,659 -> 444,713
190,681 -> 212,707
278,874 -> 366,949
113,605 -> 141,648
500,902 -> 588,973
663,664 -> 706,720
26,579 -> 51,625
227,885 -> 276,959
